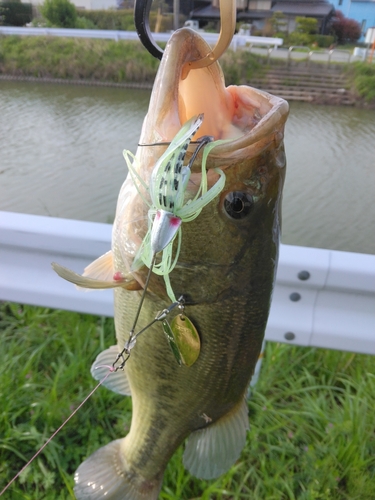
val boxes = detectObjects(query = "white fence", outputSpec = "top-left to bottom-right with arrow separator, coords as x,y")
0,26 -> 283,50
1,211 -> 374,355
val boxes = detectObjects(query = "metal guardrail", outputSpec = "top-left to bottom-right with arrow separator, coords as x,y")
328,48 -> 352,65
247,44 -> 275,64
288,46 -> 310,66
308,49 -> 329,66
1,211 -> 374,355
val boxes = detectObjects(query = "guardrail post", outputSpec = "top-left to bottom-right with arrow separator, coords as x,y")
267,47 -> 272,64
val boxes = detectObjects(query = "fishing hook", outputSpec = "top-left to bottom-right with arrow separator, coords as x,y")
134,0 -> 236,68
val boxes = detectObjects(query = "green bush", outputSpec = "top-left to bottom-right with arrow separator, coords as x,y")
74,15 -> 96,29
282,32 -> 334,48
0,0 -> 32,26
312,34 -> 334,48
287,32 -> 313,46
220,50 -> 263,85
284,16 -> 320,46
40,0 -> 77,28
82,9 -> 175,31
82,9 -> 132,30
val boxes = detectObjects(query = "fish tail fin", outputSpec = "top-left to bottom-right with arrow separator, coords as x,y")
74,438 -> 163,500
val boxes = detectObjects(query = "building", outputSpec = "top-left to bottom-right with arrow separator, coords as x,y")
21,0 -> 118,10
191,0 -> 335,35
329,0 -> 375,39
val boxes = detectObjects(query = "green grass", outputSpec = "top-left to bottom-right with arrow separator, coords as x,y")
1,302 -> 374,499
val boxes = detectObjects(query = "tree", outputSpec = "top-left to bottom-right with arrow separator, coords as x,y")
40,0 -> 77,28
270,11 -> 287,35
331,10 -> 361,44
295,16 -> 318,35
0,0 -> 32,26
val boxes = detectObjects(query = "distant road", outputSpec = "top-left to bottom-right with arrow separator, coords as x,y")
0,26 -> 281,47
0,26 -> 368,64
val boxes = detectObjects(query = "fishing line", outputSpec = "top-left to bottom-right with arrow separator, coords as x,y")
139,140 -> 197,147
129,253 -> 157,336
112,252 -> 158,369
0,369 -> 114,497
138,137 -> 212,148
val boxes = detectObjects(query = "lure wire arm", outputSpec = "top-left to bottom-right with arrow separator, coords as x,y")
187,135 -> 213,168
112,296 -> 185,371
134,0 -> 236,68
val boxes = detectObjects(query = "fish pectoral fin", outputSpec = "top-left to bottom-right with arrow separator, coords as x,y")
183,398 -> 249,479
82,250 -> 115,282
91,345 -> 131,396
51,259 -> 141,291
74,439 -> 163,500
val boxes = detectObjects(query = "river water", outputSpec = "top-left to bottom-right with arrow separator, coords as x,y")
0,80 -> 374,255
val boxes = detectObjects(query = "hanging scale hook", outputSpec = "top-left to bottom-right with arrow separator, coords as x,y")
134,0 -> 236,67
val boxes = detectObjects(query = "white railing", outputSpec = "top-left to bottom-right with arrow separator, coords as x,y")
0,26 -> 283,51
1,211 -> 374,355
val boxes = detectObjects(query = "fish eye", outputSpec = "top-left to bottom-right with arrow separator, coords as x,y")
223,191 -> 254,220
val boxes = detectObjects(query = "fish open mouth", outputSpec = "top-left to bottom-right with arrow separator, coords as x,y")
113,29 -> 289,295
142,27 -> 289,167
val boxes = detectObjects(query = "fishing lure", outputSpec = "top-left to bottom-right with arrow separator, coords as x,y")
117,115 -> 227,367
124,113 -> 227,303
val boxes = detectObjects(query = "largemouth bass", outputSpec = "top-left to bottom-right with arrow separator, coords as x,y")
54,27 -> 288,499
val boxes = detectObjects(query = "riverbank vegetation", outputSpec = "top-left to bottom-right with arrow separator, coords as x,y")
1,35 -> 374,104
0,35 -> 263,86
349,61 -> 375,102
0,35 -> 160,83
1,302 -> 374,498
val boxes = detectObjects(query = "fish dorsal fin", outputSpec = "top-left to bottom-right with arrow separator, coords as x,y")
183,398 -> 249,479
91,345 -> 131,396
52,251 -> 142,291
74,438 -> 163,500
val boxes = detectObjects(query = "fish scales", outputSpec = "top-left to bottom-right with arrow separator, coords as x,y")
61,27 -> 289,500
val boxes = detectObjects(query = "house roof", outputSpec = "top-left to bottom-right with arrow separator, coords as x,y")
272,1 -> 334,17
191,5 -> 275,21
191,5 -> 220,19
191,1 -> 334,21
238,10 -> 274,20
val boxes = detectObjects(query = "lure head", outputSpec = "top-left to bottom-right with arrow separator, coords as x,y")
150,210 -> 182,255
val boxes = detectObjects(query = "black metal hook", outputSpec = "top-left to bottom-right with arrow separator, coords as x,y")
134,0 -> 164,60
